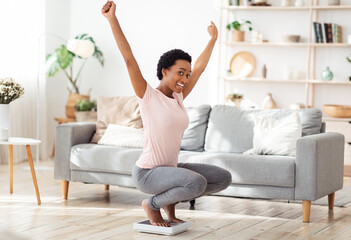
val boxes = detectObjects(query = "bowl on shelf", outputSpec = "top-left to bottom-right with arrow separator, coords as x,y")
281,35 -> 300,43
323,104 -> 351,118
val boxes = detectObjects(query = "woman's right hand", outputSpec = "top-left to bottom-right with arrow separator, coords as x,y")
101,1 -> 116,20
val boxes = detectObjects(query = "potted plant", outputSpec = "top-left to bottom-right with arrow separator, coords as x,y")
0,78 -> 24,140
46,33 -> 104,118
75,99 -> 97,122
226,19 -> 252,42
347,54 -> 351,81
227,93 -> 243,107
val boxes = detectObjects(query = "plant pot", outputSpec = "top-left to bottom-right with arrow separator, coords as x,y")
75,111 -> 97,122
0,104 -> 10,140
66,94 -> 90,119
232,30 -> 245,42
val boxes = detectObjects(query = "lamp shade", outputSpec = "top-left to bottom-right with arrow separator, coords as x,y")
67,39 -> 95,58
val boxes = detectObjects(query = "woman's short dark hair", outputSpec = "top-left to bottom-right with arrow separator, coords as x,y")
156,49 -> 192,80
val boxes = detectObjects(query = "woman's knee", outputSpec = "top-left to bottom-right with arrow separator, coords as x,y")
188,175 -> 207,196
220,169 -> 232,189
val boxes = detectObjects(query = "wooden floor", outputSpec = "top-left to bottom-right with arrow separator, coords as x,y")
1,161 -> 351,240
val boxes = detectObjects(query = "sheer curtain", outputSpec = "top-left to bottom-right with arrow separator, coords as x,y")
0,0 -> 46,163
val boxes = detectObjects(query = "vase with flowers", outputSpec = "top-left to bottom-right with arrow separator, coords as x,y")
46,33 -> 104,119
0,78 -> 24,140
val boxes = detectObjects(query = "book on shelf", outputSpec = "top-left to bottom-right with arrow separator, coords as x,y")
333,24 -> 342,43
327,23 -> 333,43
313,22 -> 323,43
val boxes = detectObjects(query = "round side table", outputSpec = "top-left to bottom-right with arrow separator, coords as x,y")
0,137 -> 41,205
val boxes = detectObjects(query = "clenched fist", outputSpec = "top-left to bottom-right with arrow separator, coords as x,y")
207,21 -> 218,41
102,1 -> 116,20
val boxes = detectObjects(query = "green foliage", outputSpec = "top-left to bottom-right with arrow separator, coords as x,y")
75,99 -> 97,112
347,54 -> 351,63
227,93 -> 243,101
226,20 -> 252,31
45,33 -> 104,94
46,45 -> 74,77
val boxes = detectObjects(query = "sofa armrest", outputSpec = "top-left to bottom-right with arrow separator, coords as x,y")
295,132 -> 344,201
54,122 -> 96,181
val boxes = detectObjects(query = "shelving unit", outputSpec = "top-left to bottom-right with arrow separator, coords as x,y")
217,0 -> 351,109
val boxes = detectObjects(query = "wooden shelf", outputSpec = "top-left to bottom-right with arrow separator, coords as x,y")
221,6 -> 310,10
221,5 -> 351,11
222,76 -> 351,85
221,42 -> 351,47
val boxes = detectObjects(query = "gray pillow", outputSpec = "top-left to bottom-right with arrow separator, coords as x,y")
204,105 -> 322,153
181,105 -> 211,152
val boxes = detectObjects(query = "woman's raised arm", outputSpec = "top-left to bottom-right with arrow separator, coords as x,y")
182,21 -> 218,99
102,1 -> 146,98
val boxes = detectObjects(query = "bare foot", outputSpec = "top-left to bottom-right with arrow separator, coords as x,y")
142,199 -> 170,227
162,203 -> 184,223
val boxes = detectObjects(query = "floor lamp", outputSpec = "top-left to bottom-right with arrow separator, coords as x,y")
35,34 -> 94,168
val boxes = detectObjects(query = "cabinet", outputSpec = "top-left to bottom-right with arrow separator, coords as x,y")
217,0 -> 351,108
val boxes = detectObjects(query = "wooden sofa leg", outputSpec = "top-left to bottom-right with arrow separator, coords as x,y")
190,199 -> 195,207
328,192 -> 335,210
105,185 -> 110,190
62,180 -> 69,200
303,200 -> 311,223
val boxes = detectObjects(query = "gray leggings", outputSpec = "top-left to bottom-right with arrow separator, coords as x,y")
132,163 -> 232,210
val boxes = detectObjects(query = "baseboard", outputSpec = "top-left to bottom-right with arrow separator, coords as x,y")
345,165 -> 351,177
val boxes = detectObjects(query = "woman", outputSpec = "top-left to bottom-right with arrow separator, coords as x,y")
102,1 -> 232,227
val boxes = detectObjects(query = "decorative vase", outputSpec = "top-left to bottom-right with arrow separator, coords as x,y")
321,66 -> 333,81
66,94 -> 90,119
233,30 -> 245,42
0,104 -> 10,140
295,0 -> 304,6
281,0 -> 293,6
261,93 -> 278,109
328,0 -> 340,5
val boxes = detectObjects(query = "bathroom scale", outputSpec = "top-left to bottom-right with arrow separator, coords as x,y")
133,220 -> 191,235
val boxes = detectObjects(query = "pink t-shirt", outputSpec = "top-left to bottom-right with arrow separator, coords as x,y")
135,83 -> 189,169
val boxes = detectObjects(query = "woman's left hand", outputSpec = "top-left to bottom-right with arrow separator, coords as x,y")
207,21 -> 218,41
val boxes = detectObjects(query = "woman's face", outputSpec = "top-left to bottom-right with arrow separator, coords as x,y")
162,60 -> 191,93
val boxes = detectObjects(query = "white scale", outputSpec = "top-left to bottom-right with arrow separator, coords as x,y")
134,220 -> 191,235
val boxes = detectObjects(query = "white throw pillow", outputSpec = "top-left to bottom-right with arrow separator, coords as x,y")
244,112 -> 302,156
98,124 -> 145,148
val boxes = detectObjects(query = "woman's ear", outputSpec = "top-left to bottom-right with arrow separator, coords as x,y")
162,68 -> 167,78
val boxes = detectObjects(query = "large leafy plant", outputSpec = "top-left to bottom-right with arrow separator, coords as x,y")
46,34 -> 104,94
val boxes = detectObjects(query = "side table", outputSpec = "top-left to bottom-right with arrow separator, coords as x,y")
0,137 -> 41,205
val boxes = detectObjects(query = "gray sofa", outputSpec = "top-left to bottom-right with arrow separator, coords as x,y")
54,105 -> 344,223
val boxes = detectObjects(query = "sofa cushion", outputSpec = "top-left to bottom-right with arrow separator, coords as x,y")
90,96 -> 143,143
70,144 -> 143,174
181,105 -> 211,152
179,151 -> 295,188
204,105 -> 322,153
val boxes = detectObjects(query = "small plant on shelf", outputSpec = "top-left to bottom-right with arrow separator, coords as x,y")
227,93 -> 243,107
75,99 -> 97,112
226,19 -> 252,42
